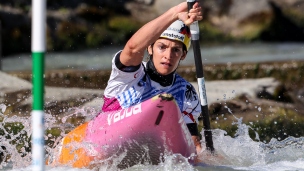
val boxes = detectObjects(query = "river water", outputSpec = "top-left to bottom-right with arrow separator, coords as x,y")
1,43 -> 304,171
2,42 -> 304,72
1,105 -> 304,171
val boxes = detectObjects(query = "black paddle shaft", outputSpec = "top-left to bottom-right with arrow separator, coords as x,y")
187,0 -> 214,152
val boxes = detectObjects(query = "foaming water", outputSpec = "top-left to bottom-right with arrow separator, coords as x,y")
1,104 -> 304,171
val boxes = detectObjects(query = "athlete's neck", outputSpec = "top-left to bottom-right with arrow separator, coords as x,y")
146,60 -> 175,87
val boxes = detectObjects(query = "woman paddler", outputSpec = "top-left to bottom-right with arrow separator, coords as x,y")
102,2 -> 203,154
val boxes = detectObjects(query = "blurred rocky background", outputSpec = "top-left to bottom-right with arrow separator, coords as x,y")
0,0 -> 304,55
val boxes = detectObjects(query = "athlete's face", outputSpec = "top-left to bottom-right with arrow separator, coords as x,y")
148,38 -> 186,75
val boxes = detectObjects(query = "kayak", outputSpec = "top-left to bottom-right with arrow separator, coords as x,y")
48,93 -> 196,169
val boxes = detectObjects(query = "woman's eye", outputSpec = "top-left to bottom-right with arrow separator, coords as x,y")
174,48 -> 181,52
159,46 -> 166,50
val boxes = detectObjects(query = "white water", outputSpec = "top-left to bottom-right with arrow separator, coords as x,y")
1,103 -> 304,171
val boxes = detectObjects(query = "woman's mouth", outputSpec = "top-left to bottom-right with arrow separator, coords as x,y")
161,62 -> 172,67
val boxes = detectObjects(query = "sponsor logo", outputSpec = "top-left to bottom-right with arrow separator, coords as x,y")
162,32 -> 185,41
107,103 -> 142,125
179,24 -> 191,38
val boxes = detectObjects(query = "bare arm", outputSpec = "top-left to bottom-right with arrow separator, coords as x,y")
120,2 -> 202,67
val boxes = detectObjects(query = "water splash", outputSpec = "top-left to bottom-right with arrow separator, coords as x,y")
0,104 -> 6,113
1,103 -> 304,171
197,103 -> 304,170
0,104 -> 98,170
261,136 -> 304,164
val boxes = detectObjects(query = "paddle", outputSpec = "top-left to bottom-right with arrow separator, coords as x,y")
187,0 -> 214,152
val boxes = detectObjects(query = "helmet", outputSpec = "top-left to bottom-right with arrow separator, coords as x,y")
160,20 -> 191,51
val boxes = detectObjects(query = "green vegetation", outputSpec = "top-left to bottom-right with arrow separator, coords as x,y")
48,14 -> 142,51
283,8 -> 304,28
86,24 -> 113,47
199,22 -> 234,43
205,107 -> 304,143
177,61 -> 304,91
55,21 -> 89,50
252,109 -> 304,142
108,16 -> 141,38
0,121 -> 30,154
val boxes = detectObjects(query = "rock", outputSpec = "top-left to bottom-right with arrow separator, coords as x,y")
1,0 -> 304,55
297,88 -> 304,103
0,69 -> 282,116
0,5 -> 31,55
0,71 -> 32,114
190,77 -> 280,105
0,71 -> 31,93
16,86 -> 103,116
125,0 -> 274,39
291,87 -> 304,113
1,70 -> 303,126
125,0 -> 184,23
203,0 -> 273,39
269,0 -> 304,27
0,5 -> 29,28
0,71 -> 103,117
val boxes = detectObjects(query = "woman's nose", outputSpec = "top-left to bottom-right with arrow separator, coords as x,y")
164,48 -> 172,59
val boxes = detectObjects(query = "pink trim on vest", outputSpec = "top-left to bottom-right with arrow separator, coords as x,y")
101,96 -> 122,112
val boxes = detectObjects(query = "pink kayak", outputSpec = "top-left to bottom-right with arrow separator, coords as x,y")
49,93 -> 196,168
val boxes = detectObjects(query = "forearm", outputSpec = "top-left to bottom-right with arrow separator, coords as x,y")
186,122 -> 202,153
127,6 -> 179,51
121,3 -> 187,66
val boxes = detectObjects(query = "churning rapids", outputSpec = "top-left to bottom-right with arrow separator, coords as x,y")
0,103 -> 304,171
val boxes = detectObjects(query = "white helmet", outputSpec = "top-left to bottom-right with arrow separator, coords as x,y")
160,20 -> 191,51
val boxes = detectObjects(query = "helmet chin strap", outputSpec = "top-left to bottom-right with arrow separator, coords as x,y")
146,55 -> 176,87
